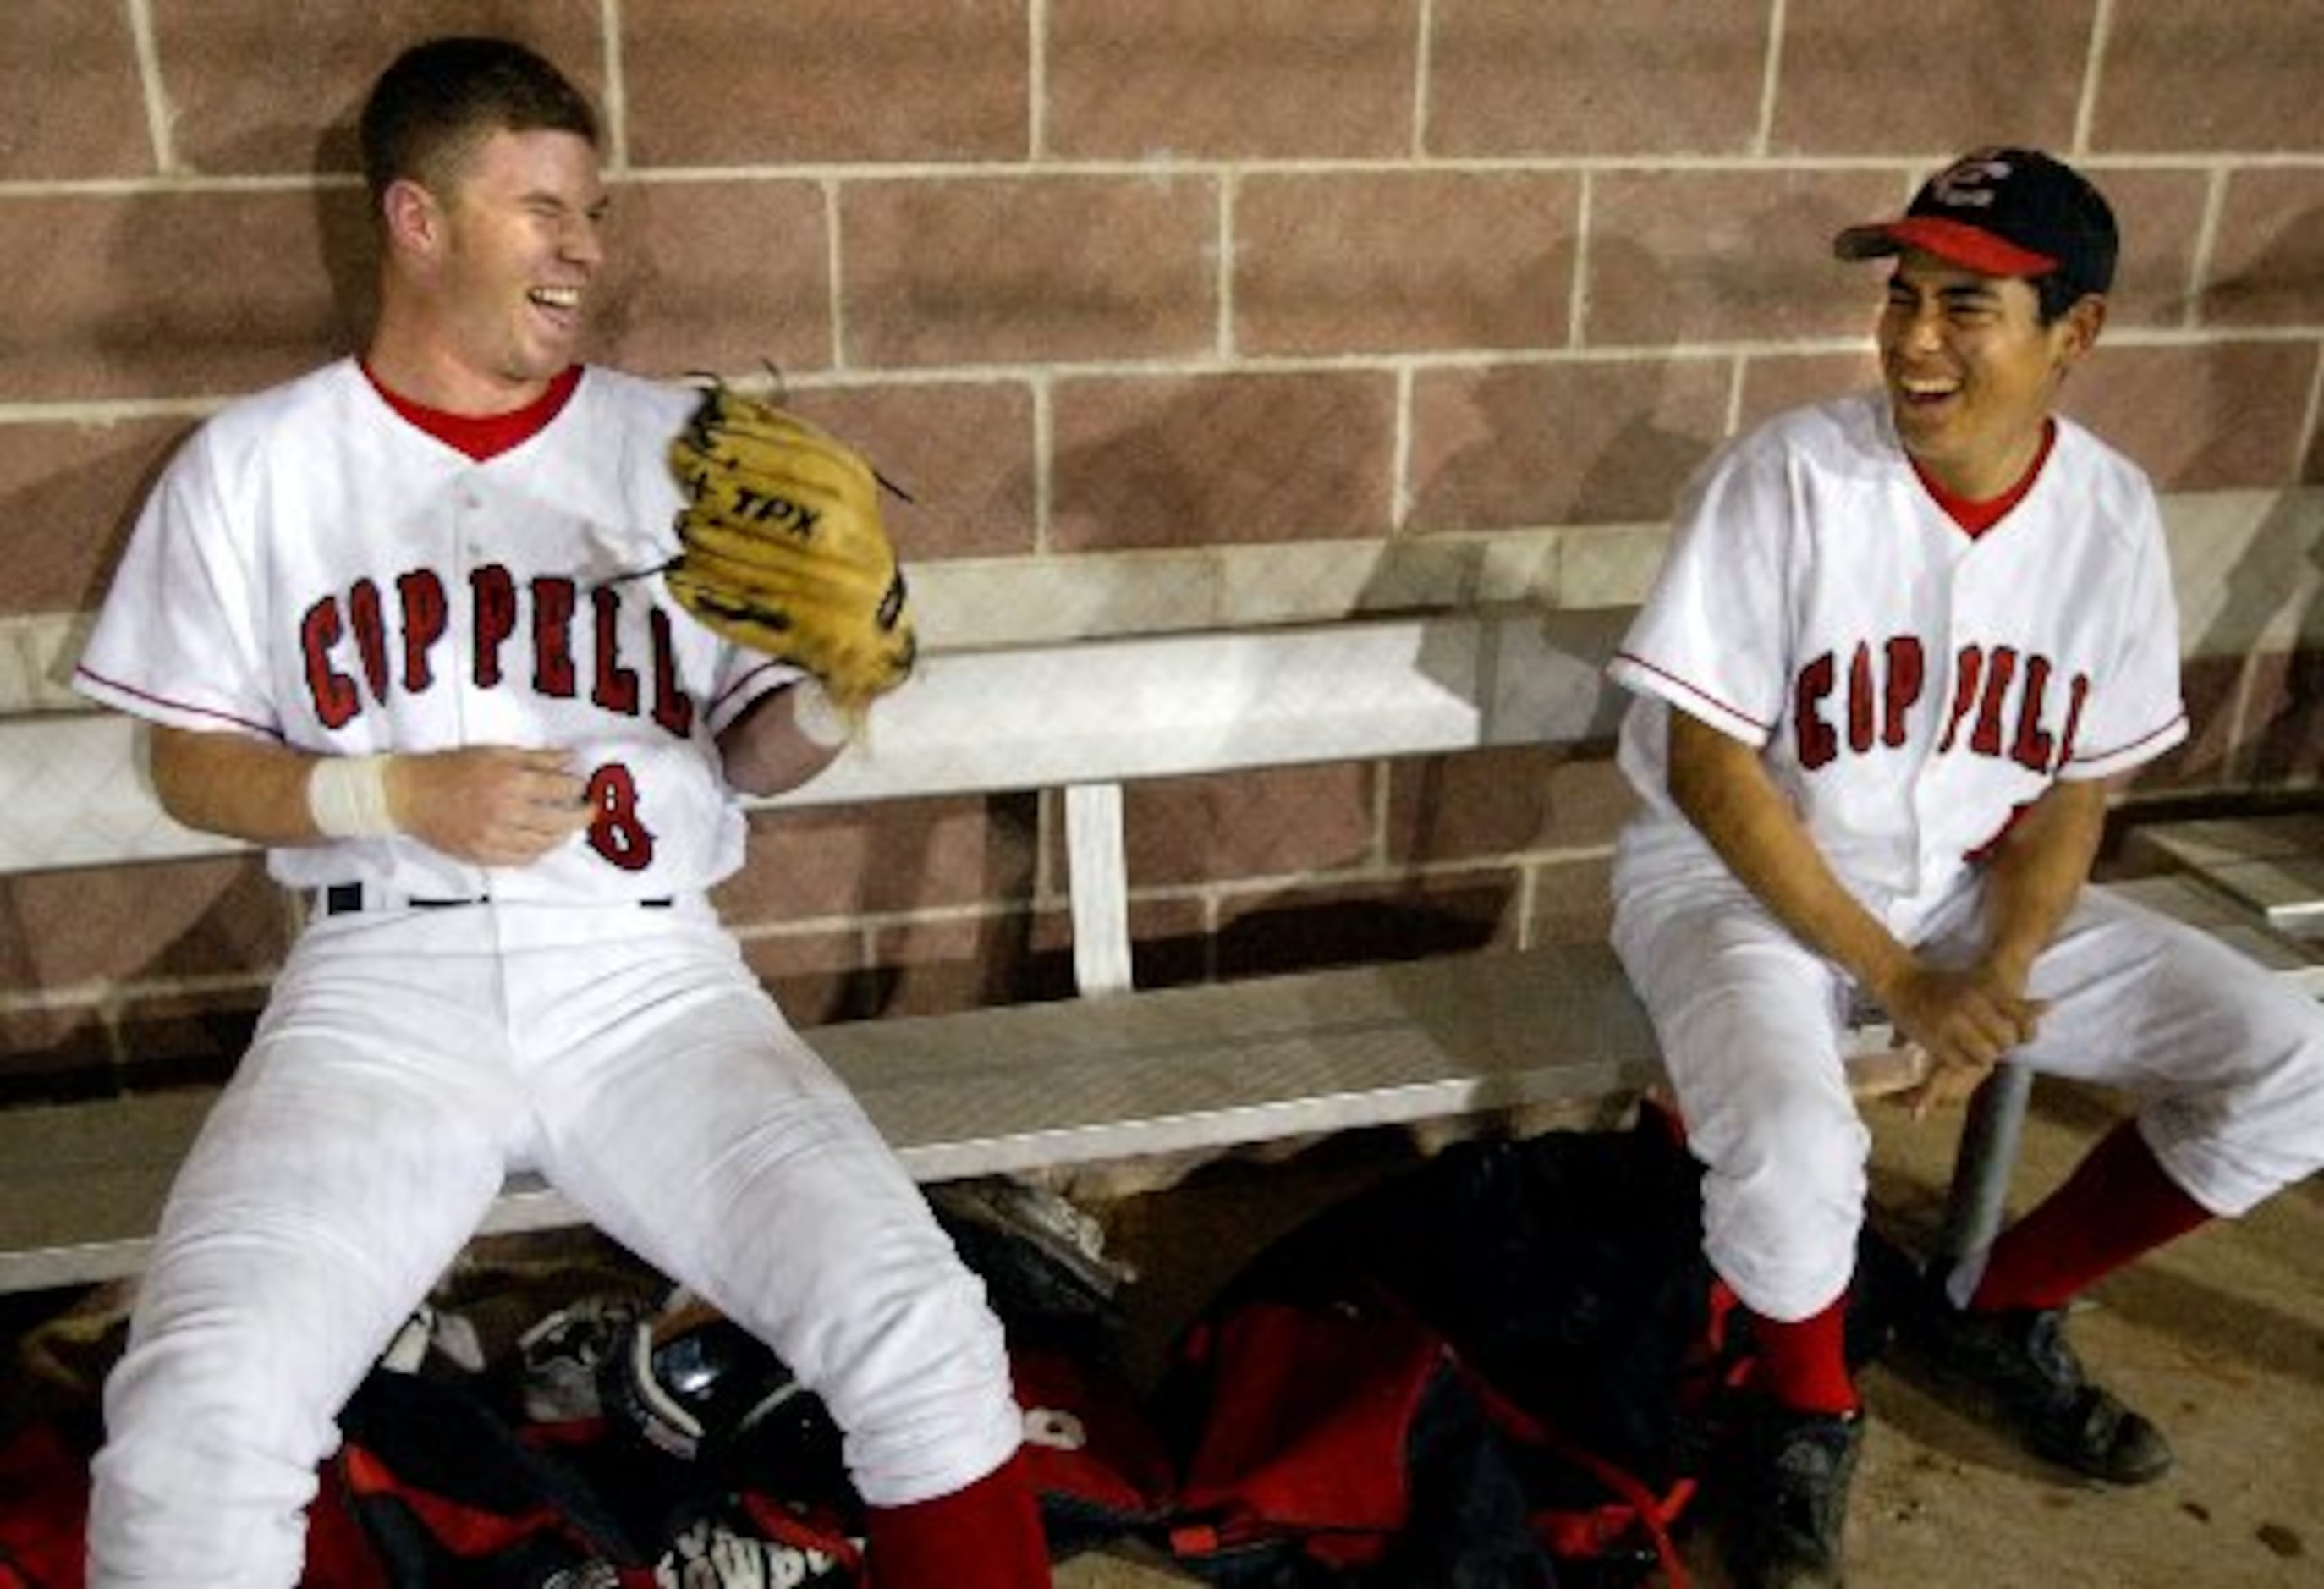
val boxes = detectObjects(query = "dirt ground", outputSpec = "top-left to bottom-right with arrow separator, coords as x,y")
5,1076 -> 2313,1586
1053,1079 -> 2324,1589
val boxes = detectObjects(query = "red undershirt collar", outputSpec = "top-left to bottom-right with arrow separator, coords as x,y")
360,362 -> 584,462
1911,419 -> 2057,539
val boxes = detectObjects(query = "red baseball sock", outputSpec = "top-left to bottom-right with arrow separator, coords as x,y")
1750,1291 -> 1860,1416
863,1452 -> 1053,1588
1970,1119 -> 2213,1314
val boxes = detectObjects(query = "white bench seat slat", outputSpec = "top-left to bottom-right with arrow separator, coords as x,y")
2124,815 -> 2324,943
0,941 -> 1663,1293
837,940 -> 1666,1179
2105,870 -> 2324,992
22,879 -> 2308,1297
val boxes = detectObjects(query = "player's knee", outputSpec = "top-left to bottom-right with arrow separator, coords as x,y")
1708,1073 -> 1869,1201
2160,999 -> 2324,1209
1700,1089 -> 1869,1317
103,1302 -> 335,1465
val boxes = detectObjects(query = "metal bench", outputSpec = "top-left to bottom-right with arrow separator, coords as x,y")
3,610 -> 2314,1294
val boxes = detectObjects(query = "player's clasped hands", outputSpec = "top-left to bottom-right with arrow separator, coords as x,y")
1884,959 -> 2047,1120
386,745 -> 595,866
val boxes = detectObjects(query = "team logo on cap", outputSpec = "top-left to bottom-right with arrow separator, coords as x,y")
1929,152 -> 2013,211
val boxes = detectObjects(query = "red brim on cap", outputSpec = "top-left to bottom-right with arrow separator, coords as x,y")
1832,216 -> 2058,278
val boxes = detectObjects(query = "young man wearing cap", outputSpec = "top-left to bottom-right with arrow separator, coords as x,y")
1604,147 -> 2324,1586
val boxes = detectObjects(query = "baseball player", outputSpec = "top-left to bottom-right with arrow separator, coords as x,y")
1605,147 -> 2324,1587
69,37 -> 1050,1589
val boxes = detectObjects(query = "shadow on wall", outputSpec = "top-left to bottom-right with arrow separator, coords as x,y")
36,108 -> 389,692
2192,201 -> 2324,789
1410,241 -> 1728,529
312,122 -> 382,358
2162,222 -> 2324,790
2213,490 -> 2324,787
18,433 -> 185,698
2181,201 -> 2324,345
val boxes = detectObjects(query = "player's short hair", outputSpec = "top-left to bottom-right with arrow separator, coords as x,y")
2028,272 -> 2090,327
358,36 -> 599,206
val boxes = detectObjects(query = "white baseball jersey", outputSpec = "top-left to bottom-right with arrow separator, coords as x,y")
1597,392 -> 2324,1326
1608,390 -> 2189,942
72,361 -> 1025,1582
74,359 -> 798,903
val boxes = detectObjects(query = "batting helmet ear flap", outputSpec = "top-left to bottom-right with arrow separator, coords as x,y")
613,1311 -> 712,1457
596,1289 -> 838,1472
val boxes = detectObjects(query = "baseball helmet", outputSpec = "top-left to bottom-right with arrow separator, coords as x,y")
596,1293 -> 839,1476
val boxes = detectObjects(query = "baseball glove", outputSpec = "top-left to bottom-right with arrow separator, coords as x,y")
664,384 -> 916,712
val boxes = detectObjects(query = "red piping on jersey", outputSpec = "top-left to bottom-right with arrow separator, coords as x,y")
1611,651 -> 1773,734
360,362 -> 584,461
1910,420 -> 2056,539
709,658 -> 794,718
69,665 -> 283,740
2065,711 -> 2189,768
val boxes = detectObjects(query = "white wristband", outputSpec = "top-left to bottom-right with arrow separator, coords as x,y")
307,754 -> 400,838
788,679 -> 856,750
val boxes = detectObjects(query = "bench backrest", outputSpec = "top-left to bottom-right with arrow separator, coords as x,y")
0,608 -> 1634,994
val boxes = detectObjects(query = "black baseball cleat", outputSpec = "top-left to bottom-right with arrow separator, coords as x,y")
1902,1298 -> 2173,1486
1720,1401 -> 1864,1589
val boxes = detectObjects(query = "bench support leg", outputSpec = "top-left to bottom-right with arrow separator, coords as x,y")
1937,1062 -> 2034,1264
1063,782 -> 1133,998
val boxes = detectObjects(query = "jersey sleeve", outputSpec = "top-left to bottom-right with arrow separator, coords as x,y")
702,650 -> 809,736
2058,494 -> 2188,780
1606,439 -> 1796,748
71,425 -> 282,740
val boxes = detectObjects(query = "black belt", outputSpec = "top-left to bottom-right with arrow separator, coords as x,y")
314,884 -> 672,917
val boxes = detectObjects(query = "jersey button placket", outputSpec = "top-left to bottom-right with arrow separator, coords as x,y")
452,479 -> 487,900
1903,563 -> 1971,911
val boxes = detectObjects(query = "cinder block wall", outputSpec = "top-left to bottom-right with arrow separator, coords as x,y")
2,1 -> 2319,1098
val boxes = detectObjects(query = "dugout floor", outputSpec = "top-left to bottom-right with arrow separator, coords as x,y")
3,1074 -> 2313,1586
1059,1078 -> 2324,1589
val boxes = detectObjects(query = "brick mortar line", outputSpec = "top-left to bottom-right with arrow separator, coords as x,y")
1568,172 -> 1596,351
2072,0 -> 2118,157
822,176 -> 849,371
8,151 -> 2321,201
6,327 -> 2320,427
124,0 -> 173,178
0,490 -> 2313,652
2185,170 -> 2233,335
1753,0 -> 1790,158
1026,0 -> 1052,162
2299,338 -> 2324,479
1030,375 -> 1057,555
1388,365 -> 1417,528
1720,352 -> 1751,447
1215,176 -> 1239,359
1409,0 -> 1435,157
600,0 -> 632,174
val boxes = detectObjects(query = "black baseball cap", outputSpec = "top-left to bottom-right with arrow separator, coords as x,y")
1833,147 -> 2118,299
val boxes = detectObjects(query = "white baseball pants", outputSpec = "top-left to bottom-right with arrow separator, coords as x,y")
1613,876 -> 2324,1322
86,900 -> 1020,1587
